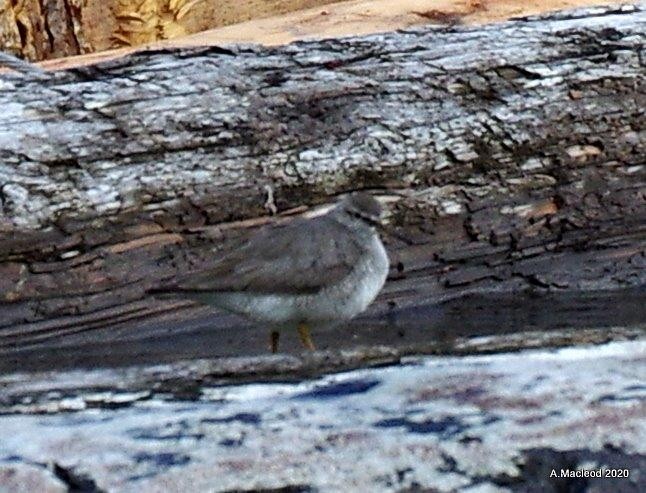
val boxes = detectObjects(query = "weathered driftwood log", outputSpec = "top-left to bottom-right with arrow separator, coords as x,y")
0,4 -> 644,371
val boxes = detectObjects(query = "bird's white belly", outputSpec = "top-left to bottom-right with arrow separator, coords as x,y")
199,235 -> 389,325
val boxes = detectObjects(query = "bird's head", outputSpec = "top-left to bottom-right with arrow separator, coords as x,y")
338,192 -> 384,227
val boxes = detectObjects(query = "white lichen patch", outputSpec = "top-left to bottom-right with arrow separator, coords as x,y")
520,157 -> 544,171
565,144 -> 602,161
625,165 -> 643,174
441,200 -> 463,215
60,250 -> 80,259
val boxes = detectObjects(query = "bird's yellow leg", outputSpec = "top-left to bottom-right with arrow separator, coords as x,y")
297,322 -> 316,351
269,330 -> 280,354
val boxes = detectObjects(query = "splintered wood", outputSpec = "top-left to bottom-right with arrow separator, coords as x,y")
0,0 -> 340,61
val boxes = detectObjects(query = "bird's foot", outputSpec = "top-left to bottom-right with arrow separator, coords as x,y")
297,323 -> 316,351
269,330 -> 280,353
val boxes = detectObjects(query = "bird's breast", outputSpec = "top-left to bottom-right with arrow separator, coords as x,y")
318,232 -> 389,319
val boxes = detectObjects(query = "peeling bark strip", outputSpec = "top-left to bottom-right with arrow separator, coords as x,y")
0,4 -> 644,363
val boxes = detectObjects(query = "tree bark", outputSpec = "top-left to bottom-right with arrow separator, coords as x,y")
0,4 -> 644,371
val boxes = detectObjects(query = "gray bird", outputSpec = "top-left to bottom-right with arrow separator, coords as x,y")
151,192 -> 390,352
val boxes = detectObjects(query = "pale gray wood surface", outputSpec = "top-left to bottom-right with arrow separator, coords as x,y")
1,341 -> 644,492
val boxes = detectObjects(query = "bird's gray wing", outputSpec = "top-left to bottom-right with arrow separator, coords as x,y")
173,216 -> 365,294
